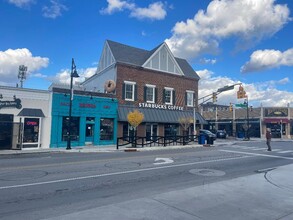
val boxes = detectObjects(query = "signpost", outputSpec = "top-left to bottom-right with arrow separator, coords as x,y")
237,85 -> 250,140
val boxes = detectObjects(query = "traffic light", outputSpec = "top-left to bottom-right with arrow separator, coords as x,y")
212,92 -> 217,103
237,85 -> 246,99
229,103 -> 233,112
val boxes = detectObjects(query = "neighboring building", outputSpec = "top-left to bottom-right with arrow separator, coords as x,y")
49,86 -> 118,148
201,102 -> 293,139
82,40 -> 206,141
0,86 -> 51,150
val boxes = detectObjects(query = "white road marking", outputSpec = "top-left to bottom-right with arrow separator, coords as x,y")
220,149 -> 293,160
251,148 -> 266,151
278,150 -> 293,154
153,157 -> 174,165
0,155 -> 254,190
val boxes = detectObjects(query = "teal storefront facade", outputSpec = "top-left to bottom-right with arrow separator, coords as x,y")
50,92 -> 118,148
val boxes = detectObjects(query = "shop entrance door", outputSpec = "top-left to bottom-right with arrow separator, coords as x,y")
146,124 -> 158,141
85,124 -> 94,144
0,114 -> 13,150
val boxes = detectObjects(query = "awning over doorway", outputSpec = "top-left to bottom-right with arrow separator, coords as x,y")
263,118 -> 290,123
118,105 -> 207,124
17,108 -> 45,117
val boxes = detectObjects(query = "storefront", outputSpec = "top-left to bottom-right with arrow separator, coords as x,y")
50,89 -> 118,148
118,104 -> 206,141
263,107 -> 291,138
0,86 -> 51,150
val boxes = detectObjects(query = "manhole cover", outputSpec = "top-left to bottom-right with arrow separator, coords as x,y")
189,169 -> 226,177
0,170 -> 48,181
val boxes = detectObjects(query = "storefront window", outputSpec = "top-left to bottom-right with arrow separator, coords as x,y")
164,124 -> 178,139
23,118 -> 39,143
100,118 -> 114,140
62,117 -> 80,141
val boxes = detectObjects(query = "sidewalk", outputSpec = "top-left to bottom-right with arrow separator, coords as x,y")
0,137 -> 291,155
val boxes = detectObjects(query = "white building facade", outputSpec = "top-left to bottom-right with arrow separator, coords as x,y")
0,86 -> 51,150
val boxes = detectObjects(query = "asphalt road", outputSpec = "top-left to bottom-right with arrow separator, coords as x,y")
0,140 -> 292,220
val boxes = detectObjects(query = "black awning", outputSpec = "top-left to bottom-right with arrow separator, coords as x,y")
17,108 -> 45,117
118,105 -> 207,124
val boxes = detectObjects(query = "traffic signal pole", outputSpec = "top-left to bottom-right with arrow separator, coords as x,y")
246,97 -> 250,140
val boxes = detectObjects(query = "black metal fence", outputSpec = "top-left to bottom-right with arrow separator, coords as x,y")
116,135 -> 198,149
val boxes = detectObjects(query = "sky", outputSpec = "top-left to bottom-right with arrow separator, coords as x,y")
0,0 -> 292,107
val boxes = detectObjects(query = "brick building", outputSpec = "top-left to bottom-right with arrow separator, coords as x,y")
82,40 -> 206,141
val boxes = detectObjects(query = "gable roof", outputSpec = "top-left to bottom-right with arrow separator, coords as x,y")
106,40 -> 200,80
107,40 -> 151,66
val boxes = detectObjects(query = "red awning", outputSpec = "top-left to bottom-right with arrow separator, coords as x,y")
264,118 -> 290,123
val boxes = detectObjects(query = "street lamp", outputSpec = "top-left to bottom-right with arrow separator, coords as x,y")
66,58 -> 79,150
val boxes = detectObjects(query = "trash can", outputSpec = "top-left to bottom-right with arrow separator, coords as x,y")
198,135 -> 206,144
207,136 -> 214,145
237,132 -> 244,138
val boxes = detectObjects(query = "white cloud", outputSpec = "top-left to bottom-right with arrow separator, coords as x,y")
51,67 -> 96,85
241,48 -> 293,73
197,69 -> 293,107
0,48 -> 49,85
7,0 -> 34,8
100,0 -> 135,14
200,58 -> 217,65
100,0 -> 167,20
42,0 -> 67,19
166,0 -> 290,60
130,2 -> 166,20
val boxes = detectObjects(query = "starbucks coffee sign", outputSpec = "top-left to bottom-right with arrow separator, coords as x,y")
139,102 -> 183,111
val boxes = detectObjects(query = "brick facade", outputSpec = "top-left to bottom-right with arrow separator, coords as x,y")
116,63 -> 198,109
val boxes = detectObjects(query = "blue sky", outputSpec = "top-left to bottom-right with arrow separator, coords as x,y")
0,0 -> 292,107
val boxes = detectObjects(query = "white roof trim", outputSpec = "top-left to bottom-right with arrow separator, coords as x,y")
142,42 -> 184,76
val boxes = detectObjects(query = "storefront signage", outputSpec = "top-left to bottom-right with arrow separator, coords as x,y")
79,103 -> 96,108
139,102 -> 183,111
0,97 -> 22,109
264,108 -> 288,117
60,102 -> 96,108
26,121 -> 38,126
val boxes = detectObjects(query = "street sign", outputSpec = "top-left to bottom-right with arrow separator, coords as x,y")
235,103 -> 247,108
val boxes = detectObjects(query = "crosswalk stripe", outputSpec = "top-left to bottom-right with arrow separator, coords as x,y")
278,150 -> 293,154
230,146 -> 288,153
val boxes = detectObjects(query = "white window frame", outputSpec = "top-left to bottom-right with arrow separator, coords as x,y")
186,90 -> 194,107
146,84 -> 156,103
164,87 -> 174,105
124,81 -> 136,101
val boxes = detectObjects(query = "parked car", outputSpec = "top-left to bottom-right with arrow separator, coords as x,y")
216,130 -> 227,139
199,129 -> 217,140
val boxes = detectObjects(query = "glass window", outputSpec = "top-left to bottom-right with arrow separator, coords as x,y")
164,124 -> 179,140
62,117 -> 80,141
165,89 -> 173,105
187,92 -> 194,107
23,118 -> 39,143
100,118 -> 114,140
146,86 -> 155,103
125,83 -> 135,101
